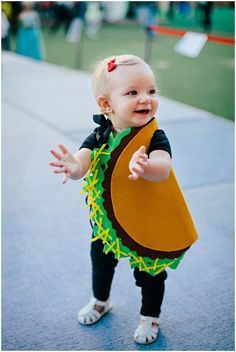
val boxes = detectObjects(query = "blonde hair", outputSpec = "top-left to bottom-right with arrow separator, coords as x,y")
91,54 -> 151,98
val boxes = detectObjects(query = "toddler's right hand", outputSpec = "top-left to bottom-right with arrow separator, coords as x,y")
129,146 -> 148,181
49,144 -> 82,184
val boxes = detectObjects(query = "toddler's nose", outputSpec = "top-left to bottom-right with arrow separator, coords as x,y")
139,94 -> 152,104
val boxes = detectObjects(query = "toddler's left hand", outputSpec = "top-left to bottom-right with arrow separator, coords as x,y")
129,146 -> 148,181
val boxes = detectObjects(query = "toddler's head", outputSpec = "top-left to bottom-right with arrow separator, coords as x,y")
92,54 -> 159,129
92,55 -> 148,97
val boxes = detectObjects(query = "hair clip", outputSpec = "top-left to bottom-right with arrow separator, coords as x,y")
107,59 -> 117,72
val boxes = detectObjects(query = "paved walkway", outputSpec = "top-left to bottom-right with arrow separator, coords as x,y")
2,52 -> 234,351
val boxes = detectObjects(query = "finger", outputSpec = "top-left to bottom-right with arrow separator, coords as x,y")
53,168 -> 66,174
131,163 -> 143,173
49,161 -> 64,167
136,159 -> 148,167
139,153 -> 148,161
137,158 -> 147,165
63,176 -> 69,184
131,166 -> 143,174
129,173 -> 139,181
50,149 -> 63,161
138,146 -> 146,154
58,144 -> 70,155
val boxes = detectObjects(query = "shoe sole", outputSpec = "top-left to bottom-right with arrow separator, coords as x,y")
134,336 -> 157,345
78,304 -> 112,325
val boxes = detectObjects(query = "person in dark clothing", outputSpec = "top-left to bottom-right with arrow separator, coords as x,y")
198,1 -> 213,31
50,2 -> 73,34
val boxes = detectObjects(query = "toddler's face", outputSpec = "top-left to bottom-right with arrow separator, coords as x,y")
106,63 -> 158,130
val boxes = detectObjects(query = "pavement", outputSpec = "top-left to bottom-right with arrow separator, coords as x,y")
2,52 -> 234,351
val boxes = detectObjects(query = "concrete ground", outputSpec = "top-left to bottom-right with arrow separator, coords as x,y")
2,52 -> 234,351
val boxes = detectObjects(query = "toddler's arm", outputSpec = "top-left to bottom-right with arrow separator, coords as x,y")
49,144 -> 91,184
129,146 -> 171,182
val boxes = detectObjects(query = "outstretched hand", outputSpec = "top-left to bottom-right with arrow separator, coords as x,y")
129,146 -> 148,181
49,144 -> 81,184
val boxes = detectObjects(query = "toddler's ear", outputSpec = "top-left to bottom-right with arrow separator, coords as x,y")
97,96 -> 112,114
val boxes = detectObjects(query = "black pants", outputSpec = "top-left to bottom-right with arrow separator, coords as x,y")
91,239 -> 167,317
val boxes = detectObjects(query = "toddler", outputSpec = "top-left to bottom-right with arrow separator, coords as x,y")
49,54 -> 197,345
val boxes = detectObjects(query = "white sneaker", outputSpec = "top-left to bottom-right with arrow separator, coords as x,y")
134,315 -> 160,344
78,297 -> 112,325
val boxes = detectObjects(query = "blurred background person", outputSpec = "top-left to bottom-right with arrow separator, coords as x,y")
85,2 -> 103,39
178,1 -> 192,19
66,1 -> 87,43
16,2 -> 45,61
197,1 -> 213,32
8,1 -> 22,36
135,1 -> 158,28
102,1 -> 128,23
39,1 -> 55,25
167,1 -> 175,20
50,1 -> 73,34
73,1 -> 87,24
1,8 -> 10,51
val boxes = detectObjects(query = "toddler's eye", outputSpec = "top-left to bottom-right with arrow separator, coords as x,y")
128,90 -> 137,96
149,89 -> 156,95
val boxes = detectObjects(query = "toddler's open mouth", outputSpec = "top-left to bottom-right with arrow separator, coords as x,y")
134,109 -> 150,114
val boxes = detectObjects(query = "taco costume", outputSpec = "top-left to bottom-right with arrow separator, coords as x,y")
81,115 -> 198,276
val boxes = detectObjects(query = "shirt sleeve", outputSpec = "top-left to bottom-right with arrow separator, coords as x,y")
147,129 -> 172,158
79,118 -> 112,150
79,131 -> 100,150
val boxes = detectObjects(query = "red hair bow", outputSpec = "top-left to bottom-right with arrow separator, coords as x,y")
107,59 -> 117,72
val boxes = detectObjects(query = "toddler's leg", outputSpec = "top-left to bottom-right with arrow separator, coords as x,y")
78,239 -> 118,325
133,268 -> 167,344
134,268 -> 167,317
91,238 -> 118,301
